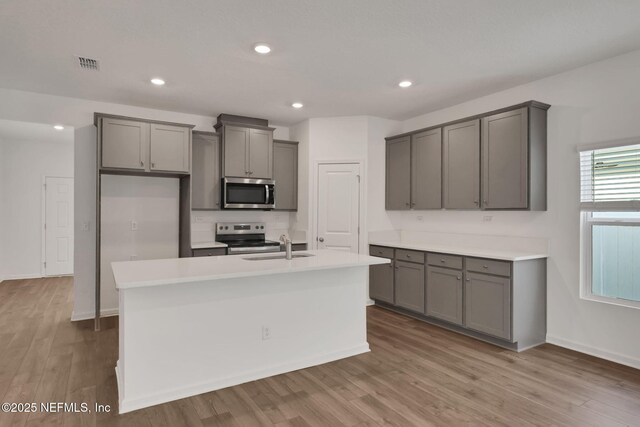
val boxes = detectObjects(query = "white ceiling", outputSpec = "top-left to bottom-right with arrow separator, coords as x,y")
0,119 -> 73,144
2,1 -> 640,126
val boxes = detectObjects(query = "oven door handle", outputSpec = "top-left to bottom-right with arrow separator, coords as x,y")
265,184 -> 270,204
227,246 -> 281,254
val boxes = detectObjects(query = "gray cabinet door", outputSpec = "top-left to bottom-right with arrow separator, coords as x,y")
482,107 -> 528,209
464,272 -> 511,340
149,123 -> 190,173
370,261 -> 394,304
101,118 -> 149,170
394,260 -> 425,313
273,141 -> 298,210
248,128 -> 273,179
443,120 -> 480,209
411,128 -> 442,209
192,132 -> 221,210
386,136 -> 411,210
223,126 -> 249,177
426,266 -> 463,325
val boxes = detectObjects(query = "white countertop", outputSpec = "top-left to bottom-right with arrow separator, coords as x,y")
191,241 -> 228,249
112,250 -> 389,290
369,240 -> 547,261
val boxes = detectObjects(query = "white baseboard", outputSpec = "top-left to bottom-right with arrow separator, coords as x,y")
118,343 -> 370,414
366,298 -> 375,306
71,308 -> 119,321
2,273 -> 44,281
546,334 -> 640,370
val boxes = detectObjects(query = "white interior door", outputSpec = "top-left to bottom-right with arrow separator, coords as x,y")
45,177 -> 74,276
317,163 -> 360,252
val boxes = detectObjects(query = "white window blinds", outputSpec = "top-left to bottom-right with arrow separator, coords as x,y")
580,143 -> 640,211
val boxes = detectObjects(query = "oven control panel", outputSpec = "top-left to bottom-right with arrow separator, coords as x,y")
216,222 -> 266,235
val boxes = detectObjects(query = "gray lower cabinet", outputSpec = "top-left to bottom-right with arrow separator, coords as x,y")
273,140 -> 298,210
481,108 -> 527,209
369,244 -> 546,350
464,272 -> 511,340
99,115 -> 193,174
192,248 -> 227,257
149,123 -> 190,173
101,117 -> 149,171
191,131 -> 221,210
385,136 -> 411,210
369,246 -> 395,304
291,243 -> 307,251
394,260 -> 425,313
221,125 -> 274,179
443,119 -> 480,209
411,128 -> 442,209
426,266 -> 463,325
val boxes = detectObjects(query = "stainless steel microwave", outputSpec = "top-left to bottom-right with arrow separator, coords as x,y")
222,177 -> 275,209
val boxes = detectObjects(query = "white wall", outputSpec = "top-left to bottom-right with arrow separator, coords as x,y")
0,127 -> 74,280
371,49 -> 640,368
0,88 -> 289,320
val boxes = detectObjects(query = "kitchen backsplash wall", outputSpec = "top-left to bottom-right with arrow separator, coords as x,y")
191,211 -> 297,243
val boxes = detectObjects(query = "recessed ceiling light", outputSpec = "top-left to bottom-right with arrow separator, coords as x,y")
398,80 -> 413,88
254,43 -> 271,54
150,78 -> 165,86
53,125 -> 64,131
291,102 -> 303,109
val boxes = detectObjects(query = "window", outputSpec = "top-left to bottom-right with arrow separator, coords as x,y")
580,143 -> 640,308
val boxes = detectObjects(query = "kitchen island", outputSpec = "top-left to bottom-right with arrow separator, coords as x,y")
111,250 -> 389,414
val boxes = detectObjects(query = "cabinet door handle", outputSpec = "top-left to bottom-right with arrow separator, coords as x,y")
483,265 -> 489,269
440,259 -> 446,263
405,202 -> 410,207
457,276 -> 461,280
473,200 -> 479,206
140,161 -> 144,167
466,278 -> 470,282
406,254 -> 411,258
151,162 -> 156,168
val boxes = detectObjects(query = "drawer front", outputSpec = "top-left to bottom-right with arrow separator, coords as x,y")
370,245 -> 394,259
192,248 -> 227,257
466,258 -> 511,277
427,253 -> 463,269
395,249 -> 425,263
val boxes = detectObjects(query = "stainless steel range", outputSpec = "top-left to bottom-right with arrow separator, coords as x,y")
216,222 -> 281,255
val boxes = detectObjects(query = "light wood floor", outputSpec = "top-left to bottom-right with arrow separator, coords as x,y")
1,277 -> 640,427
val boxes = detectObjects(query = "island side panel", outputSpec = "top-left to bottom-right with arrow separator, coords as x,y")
117,266 -> 369,413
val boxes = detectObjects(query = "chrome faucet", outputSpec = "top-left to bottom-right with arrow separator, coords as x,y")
280,234 -> 293,260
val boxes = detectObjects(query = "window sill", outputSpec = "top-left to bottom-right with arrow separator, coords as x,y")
581,293 -> 640,311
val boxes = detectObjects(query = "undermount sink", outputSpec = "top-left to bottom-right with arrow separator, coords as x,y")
243,253 -> 315,261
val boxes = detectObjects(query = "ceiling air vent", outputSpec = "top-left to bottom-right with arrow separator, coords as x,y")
75,56 -> 100,71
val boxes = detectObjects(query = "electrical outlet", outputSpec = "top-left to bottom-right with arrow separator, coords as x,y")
131,220 -> 138,231
81,221 -> 90,231
195,216 -> 205,223
483,215 -> 493,222
417,215 -> 424,222
262,326 -> 271,340
130,255 -> 137,261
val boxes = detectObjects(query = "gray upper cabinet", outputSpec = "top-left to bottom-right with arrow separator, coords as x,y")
464,272 -> 511,340
426,266 -> 463,325
101,117 -> 149,170
394,260 -> 425,313
386,136 -> 411,210
411,128 -> 442,209
443,119 -> 480,209
223,126 -> 250,177
191,132 -> 221,210
385,101 -> 549,212
150,123 -> 190,173
249,128 -> 273,179
99,116 -> 193,174
273,140 -> 298,211
222,125 -> 274,179
481,108 -> 528,209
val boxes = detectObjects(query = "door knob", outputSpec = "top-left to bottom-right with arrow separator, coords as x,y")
318,237 -> 324,242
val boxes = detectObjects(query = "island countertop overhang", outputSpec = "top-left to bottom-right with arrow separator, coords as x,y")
112,250 -> 390,290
